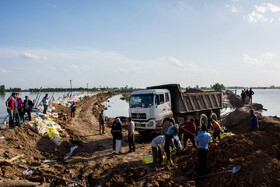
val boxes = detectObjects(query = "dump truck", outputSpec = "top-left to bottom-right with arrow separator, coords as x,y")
129,84 -> 223,135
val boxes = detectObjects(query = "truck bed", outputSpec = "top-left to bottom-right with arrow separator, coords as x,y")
147,84 -> 222,114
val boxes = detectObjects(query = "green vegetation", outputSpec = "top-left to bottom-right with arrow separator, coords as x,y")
120,92 -> 131,103
211,83 -> 225,91
0,85 -> 5,93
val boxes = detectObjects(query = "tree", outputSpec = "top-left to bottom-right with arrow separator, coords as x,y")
211,83 -> 225,91
0,85 -> 5,92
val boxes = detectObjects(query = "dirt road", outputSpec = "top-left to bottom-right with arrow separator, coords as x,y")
62,95 -> 169,186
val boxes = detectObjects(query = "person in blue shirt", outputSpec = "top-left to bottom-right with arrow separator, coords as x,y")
70,102 -> 76,117
195,125 -> 211,176
250,109 -> 259,132
166,124 -> 181,156
164,128 -> 179,170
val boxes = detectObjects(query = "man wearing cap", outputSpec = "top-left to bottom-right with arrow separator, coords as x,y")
166,123 -> 181,156
195,125 -> 211,176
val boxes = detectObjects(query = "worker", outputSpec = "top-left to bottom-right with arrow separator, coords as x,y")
209,118 -> 223,141
112,117 -> 123,154
42,94 -> 49,114
151,135 -> 165,166
195,125 -> 211,176
248,88 -> 254,104
127,117 -> 135,152
182,119 -> 197,148
166,124 -> 181,156
70,102 -> 76,118
250,109 -> 259,132
99,109 -> 105,134
164,128 -> 179,170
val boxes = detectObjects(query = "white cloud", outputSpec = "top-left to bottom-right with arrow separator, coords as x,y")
0,68 -> 9,73
231,6 -> 238,13
243,52 -> 280,69
19,52 -> 47,60
226,5 -> 238,13
245,3 -> 280,23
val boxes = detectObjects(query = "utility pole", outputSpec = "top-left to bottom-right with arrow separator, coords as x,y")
70,80 -> 72,97
87,83 -> 89,89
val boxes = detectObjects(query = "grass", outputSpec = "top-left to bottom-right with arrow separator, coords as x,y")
120,92 -> 131,103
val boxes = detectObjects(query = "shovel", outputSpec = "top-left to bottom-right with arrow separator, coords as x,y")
185,165 -> 241,181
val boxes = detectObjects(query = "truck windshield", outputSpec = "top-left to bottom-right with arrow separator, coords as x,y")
130,94 -> 154,108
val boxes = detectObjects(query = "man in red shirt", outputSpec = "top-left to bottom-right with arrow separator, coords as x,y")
5,93 -> 16,128
182,119 -> 197,148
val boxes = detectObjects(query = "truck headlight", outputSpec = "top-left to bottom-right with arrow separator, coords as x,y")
148,122 -> 154,127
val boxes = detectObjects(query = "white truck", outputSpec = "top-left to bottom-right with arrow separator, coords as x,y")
129,84 -> 223,135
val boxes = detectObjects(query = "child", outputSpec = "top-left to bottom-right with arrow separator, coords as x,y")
70,102 -> 76,117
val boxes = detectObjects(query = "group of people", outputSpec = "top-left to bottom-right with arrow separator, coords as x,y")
241,88 -> 254,105
98,110 -> 136,155
5,93 -> 52,128
151,119 -> 221,173
5,93 -> 33,127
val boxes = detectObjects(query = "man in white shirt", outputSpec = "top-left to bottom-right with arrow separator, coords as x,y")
42,94 -> 49,114
128,117 -> 135,152
151,135 -> 165,166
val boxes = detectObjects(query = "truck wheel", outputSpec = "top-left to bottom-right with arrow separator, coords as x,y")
161,120 -> 173,135
210,112 -> 218,121
199,114 -> 208,127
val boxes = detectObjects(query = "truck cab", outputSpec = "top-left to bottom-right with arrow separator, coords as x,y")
129,89 -> 172,134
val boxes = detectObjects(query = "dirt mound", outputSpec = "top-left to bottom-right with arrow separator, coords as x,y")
221,103 -> 273,134
185,89 -> 203,93
173,130 -> 280,186
224,90 -> 243,108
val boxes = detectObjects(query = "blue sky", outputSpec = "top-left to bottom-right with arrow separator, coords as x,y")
0,0 -> 280,89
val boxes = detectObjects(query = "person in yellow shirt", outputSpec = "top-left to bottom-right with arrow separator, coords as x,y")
209,118 -> 223,141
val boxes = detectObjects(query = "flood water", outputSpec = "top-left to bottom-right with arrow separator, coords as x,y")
233,89 -> 280,116
103,94 -> 129,118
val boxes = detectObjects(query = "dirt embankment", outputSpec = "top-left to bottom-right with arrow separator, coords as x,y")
0,90 -> 280,186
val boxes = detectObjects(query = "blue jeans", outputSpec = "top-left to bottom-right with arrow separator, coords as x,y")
43,105 -> 49,114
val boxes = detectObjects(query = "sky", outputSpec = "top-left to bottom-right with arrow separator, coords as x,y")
0,0 -> 280,89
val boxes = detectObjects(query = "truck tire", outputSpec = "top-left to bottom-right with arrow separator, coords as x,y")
161,120 -> 173,135
199,113 -> 208,127
210,112 -> 218,121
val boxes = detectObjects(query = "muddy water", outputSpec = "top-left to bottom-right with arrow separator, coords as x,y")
103,94 -> 129,117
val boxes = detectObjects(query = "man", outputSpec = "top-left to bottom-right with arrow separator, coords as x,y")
182,119 -> 197,148
23,96 -> 33,122
241,90 -> 246,106
13,93 -> 20,126
42,94 -> 49,114
195,125 -> 211,176
151,135 -> 165,166
5,93 -> 16,127
209,118 -> 223,141
166,124 -> 181,155
248,88 -> 254,104
127,117 -> 135,152
112,117 -> 122,154
250,109 -> 259,132
70,102 -> 76,118
164,129 -> 179,170
99,109 -> 105,134
111,117 -> 118,150
16,93 -> 24,122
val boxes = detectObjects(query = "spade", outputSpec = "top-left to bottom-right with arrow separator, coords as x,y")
185,165 -> 241,181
